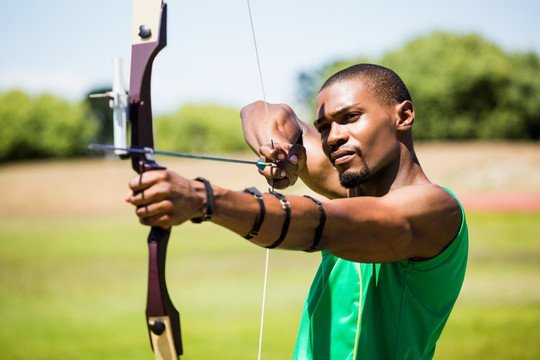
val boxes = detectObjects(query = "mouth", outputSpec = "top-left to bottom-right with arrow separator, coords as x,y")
330,149 -> 357,166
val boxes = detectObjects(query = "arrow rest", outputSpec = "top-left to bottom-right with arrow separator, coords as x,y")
89,57 -> 130,157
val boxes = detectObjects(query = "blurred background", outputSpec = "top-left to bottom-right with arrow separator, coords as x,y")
1,0 -> 539,359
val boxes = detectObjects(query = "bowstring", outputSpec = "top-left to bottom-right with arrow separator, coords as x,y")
246,0 -> 274,150
246,1 -> 273,359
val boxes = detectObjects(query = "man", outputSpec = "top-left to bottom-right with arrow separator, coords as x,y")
126,64 -> 468,359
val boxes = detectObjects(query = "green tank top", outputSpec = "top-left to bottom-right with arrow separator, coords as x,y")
293,189 -> 468,360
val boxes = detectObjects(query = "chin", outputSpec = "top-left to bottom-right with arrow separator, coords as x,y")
338,155 -> 372,188
339,168 -> 372,188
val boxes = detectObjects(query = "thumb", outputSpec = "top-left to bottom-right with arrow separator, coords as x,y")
288,144 -> 307,169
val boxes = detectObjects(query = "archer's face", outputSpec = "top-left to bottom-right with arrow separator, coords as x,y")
314,80 -> 401,188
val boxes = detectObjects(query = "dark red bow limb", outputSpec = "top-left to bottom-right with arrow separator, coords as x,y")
129,1 -> 182,358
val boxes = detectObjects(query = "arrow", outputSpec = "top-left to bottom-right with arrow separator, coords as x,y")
88,143 -> 276,170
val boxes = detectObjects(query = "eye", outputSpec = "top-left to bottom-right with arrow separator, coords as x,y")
316,123 -> 330,134
344,112 -> 362,122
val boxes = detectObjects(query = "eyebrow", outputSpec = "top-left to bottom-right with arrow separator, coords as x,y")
314,103 -> 362,127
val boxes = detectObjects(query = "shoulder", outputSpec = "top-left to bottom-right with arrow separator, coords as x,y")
382,183 -> 463,260
383,183 -> 459,209
380,183 -> 460,213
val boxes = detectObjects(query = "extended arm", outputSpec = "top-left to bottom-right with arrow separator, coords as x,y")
127,172 -> 462,263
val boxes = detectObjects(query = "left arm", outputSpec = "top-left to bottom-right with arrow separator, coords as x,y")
127,172 -> 461,262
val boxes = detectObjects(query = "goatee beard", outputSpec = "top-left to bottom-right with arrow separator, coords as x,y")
338,154 -> 371,189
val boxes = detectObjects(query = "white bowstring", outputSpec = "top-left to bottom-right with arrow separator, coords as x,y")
246,1 -> 273,359
246,0 -> 274,150
257,249 -> 270,360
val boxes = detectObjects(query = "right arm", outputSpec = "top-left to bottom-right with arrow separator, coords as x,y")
240,101 -> 346,199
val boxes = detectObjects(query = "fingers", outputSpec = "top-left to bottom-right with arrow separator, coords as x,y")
259,164 -> 288,185
259,143 -> 284,162
266,176 -> 293,190
128,170 -> 169,193
288,143 -> 307,169
134,199 -> 176,228
127,170 -> 183,206
259,142 -> 305,165
126,173 -> 177,227
127,180 -> 173,207
133,196 -> 174,218
125,170 -> 197,228
257,142 -> 307,189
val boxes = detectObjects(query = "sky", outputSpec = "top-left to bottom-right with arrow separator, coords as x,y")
1,0 -> 539,114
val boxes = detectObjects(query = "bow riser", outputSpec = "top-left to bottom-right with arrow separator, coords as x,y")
128,1 -> 182,358
129,0 -> 167,172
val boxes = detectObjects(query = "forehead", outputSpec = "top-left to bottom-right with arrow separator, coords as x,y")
316,80 -> 380,116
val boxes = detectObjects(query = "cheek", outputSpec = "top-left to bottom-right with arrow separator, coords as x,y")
360,115 -> 394,141
368,131 -> 400,169
320,136 -> 331,158
354,120 -> 394,160
349,119 -> 372,146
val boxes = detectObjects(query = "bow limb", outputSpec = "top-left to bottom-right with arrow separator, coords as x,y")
129,0 -> 182,358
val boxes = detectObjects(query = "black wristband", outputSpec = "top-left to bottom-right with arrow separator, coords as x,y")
266,189 -> 291,249
190,177 -> 213,223
244,187 -> 266,239
303,195 -> 326,252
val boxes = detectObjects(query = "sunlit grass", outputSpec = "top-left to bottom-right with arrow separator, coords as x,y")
436,212 -> 540,360
1,212 -> 539,359
0,215 -> 318,359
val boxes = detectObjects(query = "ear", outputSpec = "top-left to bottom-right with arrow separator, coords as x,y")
395,100 -> 415,131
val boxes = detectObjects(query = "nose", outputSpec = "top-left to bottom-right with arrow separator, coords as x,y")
326,122 -> 348,147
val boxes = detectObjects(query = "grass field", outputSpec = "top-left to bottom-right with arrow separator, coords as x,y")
0,143 -> 539,359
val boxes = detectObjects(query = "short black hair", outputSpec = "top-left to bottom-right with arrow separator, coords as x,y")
320,64 -> 412,106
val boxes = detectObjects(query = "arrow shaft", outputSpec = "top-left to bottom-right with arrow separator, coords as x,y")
88,143 -> 274,168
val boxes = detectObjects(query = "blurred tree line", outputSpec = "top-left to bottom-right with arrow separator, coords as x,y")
88,95 -> 246,155
0,91 -> 97,161
1,32 -> 539,162
0,92 -> 247,162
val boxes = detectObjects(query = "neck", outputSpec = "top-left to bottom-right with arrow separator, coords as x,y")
350,137 -> 429,197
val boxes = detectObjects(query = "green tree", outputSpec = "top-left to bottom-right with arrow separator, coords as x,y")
155,103 -> 248,153
0,90 -> 98,161
296,32 -> 540,140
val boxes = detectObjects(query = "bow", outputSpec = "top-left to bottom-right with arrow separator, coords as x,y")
91,1 -> 180,357
129,0 -> 182,358
92,1 -> 274,358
